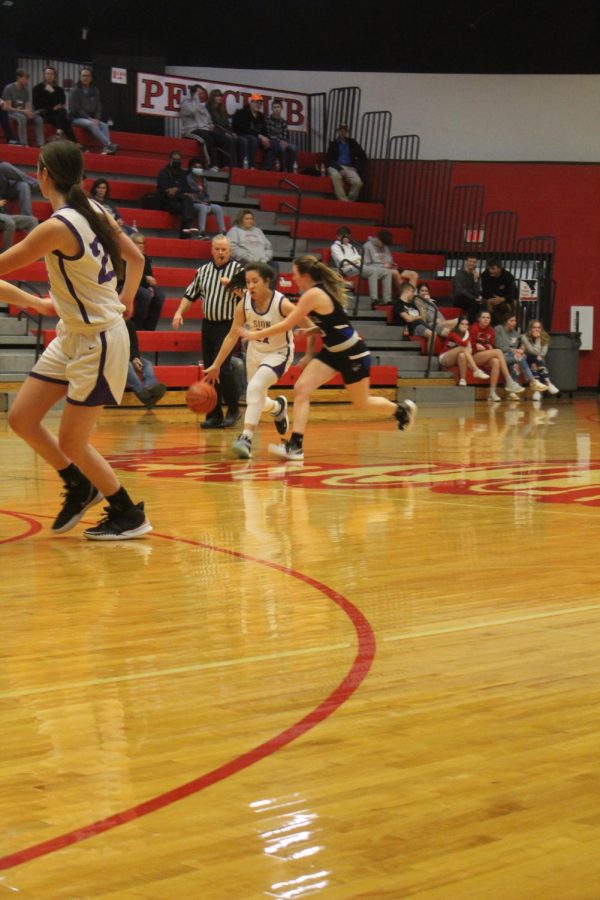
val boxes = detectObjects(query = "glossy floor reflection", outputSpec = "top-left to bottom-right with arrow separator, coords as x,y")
1,398 -> 600,898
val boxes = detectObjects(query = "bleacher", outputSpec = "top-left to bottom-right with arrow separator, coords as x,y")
0,123 -> 462,408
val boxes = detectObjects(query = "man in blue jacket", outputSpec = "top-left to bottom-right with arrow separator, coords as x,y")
326,122 -> 367,201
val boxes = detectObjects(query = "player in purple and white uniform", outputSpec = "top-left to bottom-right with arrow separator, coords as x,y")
204,262 -> 307,460
1,141 -> 152,540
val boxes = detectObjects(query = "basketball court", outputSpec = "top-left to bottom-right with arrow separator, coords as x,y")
1,397 -> 600,897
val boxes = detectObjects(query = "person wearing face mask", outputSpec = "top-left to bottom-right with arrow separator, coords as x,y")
186,157 -> 226,239
156,151 -> 199,238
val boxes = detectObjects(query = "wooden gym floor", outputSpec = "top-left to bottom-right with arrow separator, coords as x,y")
1,397 -> 600,899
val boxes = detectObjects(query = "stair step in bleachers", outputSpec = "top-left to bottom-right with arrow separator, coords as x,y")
258,194 -> 384,222
283,221 -> 414,248
231,169 -> 334,195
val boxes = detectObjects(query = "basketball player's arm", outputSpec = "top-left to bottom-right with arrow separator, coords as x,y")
0,218 -> 68,275
0,280 -> 56,316
243,293 -> 315,341
204,301 -> 245,383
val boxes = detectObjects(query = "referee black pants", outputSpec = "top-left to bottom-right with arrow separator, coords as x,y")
202,318 -> 240,420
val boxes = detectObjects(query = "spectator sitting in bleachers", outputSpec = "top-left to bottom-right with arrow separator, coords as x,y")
521,319 -> 559,396
227,209 -> 278,276
326,122 -> 366,201
415,282 -> 458,337
392,283 -> 433,347
125,319 -> 167,409
206,89 -> 244,168
0,160 -> 38,214
32,66 -> 78,144
0,162 -> 38,250
69,67 -> 117,155
2,68 -> 44,148
179,85 -> 219,171
0,99 -> 19,144
439,316 -> 490,386
452,254 -> 483,323
89,178 -> 136,235
494,312 -> 546,398
481,257 -> 518,325
363,230 -> 418,303
470,309 -> 525,401
330,226 -> 362,278
264,100 -> 297,172
231,94 -> 270,169
186,157 -> 226,239
157,151 -> 199,238
126,232 -> 166,331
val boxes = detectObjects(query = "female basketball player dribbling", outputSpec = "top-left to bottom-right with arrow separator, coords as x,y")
1,141 -> 152,539
204,263 -> 302,459
242,254 -> 417,460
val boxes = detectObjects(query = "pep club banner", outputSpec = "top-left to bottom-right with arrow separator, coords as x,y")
136,72 -> 308,132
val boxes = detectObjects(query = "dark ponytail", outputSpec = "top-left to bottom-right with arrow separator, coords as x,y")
38,142 -> 123,278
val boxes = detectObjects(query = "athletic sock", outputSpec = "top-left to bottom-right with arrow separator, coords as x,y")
58,463 -> 87,487
289,432 -> 304,448
242,428 -> 253,440
106,485 -> 135,512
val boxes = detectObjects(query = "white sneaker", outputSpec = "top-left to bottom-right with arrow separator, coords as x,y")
268,441 -> 304,461
458,378 -> 467,387
231,434 -> 252,459
474,369 -> 490,380
506,378 -> 525,393
395,399 -> 417,431
530,379 -> 548,392
546,381 -> 560,395
488,390 -> 501,402
532,391 -> 541,401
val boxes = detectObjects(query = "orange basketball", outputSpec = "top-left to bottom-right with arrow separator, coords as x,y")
185,380 -> 218,414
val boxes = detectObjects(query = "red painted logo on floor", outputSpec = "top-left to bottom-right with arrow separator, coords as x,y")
107,447 -> 600,506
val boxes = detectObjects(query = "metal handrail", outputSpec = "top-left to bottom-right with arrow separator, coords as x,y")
352,244 -> 366,317
424,307 -> 439,378
277,178 -> 302,260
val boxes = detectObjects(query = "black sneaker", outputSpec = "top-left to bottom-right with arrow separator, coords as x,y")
51,481 -> 103,534
83,502 -> 152,541
144,383 -> 167,409
270,395 -> 289,435
395,399 -> 417,431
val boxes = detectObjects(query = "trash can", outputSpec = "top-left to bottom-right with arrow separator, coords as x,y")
546,332 -> 581,392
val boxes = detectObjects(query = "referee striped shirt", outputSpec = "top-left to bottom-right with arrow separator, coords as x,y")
183,259 -> 243,321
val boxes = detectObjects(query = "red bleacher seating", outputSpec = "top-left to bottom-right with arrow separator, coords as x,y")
258,194 -> 384,222
282,221 -> 414,248
231,169 -> 333,194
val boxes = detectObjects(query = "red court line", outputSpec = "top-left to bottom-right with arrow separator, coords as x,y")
0,528 -> 376,870
0,510 -> 43,543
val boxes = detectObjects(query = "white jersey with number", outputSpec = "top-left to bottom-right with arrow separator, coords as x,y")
242,290 -> 293,356
44,200 -> 126,334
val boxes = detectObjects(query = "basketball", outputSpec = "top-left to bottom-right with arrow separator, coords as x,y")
185,380 -> 217,414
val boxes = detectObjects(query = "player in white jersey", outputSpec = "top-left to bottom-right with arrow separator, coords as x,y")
1,140 -> 152,540
204,262 -> 307,459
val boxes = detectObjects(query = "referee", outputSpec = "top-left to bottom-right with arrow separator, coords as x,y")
172,235 -> 244,428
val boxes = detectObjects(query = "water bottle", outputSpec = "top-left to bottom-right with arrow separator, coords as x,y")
243,156 -> 249,169
292,161 -> 298,174
320,162 -> 326,177
132,219 -> 138,232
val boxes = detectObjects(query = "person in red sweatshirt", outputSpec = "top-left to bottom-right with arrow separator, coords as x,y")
439,316 -> 490,386
469,310 -> 524,401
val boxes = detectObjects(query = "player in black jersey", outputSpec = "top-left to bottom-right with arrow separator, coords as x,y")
242,254 -> 416,460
